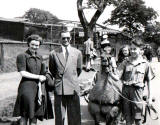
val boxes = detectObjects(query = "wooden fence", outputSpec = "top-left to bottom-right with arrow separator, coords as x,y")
0,41 -> 61,73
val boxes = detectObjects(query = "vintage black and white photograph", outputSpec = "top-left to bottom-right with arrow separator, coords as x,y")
0,0 -> 160,125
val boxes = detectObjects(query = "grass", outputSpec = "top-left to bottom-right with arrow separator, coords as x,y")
0,42 -> 55,73
0,96 -> 16,117
0,96 -> 20,124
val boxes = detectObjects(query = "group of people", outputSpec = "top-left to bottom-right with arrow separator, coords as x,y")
12,30 -> 155,125
13,31 -> 82,125
97,37 -> 155,125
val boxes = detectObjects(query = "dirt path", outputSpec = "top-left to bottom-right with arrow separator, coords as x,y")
144,59 -> 160,125
37,97 -> 94,125
0,72 -> 21,101
0,58 -> 160,125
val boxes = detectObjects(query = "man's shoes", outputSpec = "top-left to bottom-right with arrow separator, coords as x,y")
90,68 -> 96,71
85,68 -> 90,72
82,66 -> 86,70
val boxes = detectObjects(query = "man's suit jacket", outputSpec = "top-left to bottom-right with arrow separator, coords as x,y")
49,45 -> 82,95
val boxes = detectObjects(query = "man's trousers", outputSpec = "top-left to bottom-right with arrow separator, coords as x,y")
54,93 -> 81,125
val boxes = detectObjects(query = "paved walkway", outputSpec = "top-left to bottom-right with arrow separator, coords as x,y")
0,57 -> 101,101
0,70 -> 96,125
0,58 -> 160,125
0,72 -> 21,100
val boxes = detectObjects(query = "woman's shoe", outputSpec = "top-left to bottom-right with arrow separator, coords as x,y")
29,118 -> 37,125
19,117 -> 27,125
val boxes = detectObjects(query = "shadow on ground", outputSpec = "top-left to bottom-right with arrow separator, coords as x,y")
81,105 -> 94,125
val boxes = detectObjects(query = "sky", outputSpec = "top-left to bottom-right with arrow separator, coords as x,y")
0,0 -> 160,24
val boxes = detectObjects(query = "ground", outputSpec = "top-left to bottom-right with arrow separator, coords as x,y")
0,58 -> 160,125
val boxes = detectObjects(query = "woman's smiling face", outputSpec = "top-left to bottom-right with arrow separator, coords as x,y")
122,47 -> 129,56
29,40 -> 40,52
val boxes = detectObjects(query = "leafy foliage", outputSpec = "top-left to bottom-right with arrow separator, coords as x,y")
143,22 -> 160,44
105,0 -> 157,38
23,8 -> 59,24
87,0 -> 121,9
77,0 -> 119,39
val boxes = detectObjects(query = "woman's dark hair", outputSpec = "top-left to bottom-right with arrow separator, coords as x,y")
27,34 -> 43,46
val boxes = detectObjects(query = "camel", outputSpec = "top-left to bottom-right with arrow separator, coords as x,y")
88,74 -> 123,125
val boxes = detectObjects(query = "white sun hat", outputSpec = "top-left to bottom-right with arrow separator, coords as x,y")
101,39 -> 110,45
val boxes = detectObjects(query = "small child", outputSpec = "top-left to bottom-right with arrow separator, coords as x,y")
100,44 -> 117,75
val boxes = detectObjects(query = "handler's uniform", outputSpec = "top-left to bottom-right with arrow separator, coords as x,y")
118,57 -> 155,123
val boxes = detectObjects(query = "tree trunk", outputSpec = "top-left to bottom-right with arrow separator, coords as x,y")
83,27 -> 94,40
77,0 -> 106,41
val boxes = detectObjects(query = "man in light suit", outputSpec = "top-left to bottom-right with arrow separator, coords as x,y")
49,31 -> 82,125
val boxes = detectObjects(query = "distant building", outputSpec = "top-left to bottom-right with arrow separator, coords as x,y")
0,17 -> 82,42
0,17 -> 131,46
0,17 -> 27,41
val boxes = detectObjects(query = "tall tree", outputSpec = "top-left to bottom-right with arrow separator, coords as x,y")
143,21 -> 160,44
77,0 -> 119,40
105,0 -> 157,38
23,8 -> 59,24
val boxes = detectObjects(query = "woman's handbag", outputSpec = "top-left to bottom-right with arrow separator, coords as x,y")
45,72 -> 55,91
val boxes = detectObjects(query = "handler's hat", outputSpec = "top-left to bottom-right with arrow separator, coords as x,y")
101,39 -> 110,45
131,37 -> 144,48
101,39 -> 111,48
103,35 -> 108,39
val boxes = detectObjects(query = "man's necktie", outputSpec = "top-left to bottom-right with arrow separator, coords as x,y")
65,47 -> 69,61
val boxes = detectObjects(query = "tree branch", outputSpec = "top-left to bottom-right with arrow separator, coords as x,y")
89,4 -> 106,29
77,0 -> 89,29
